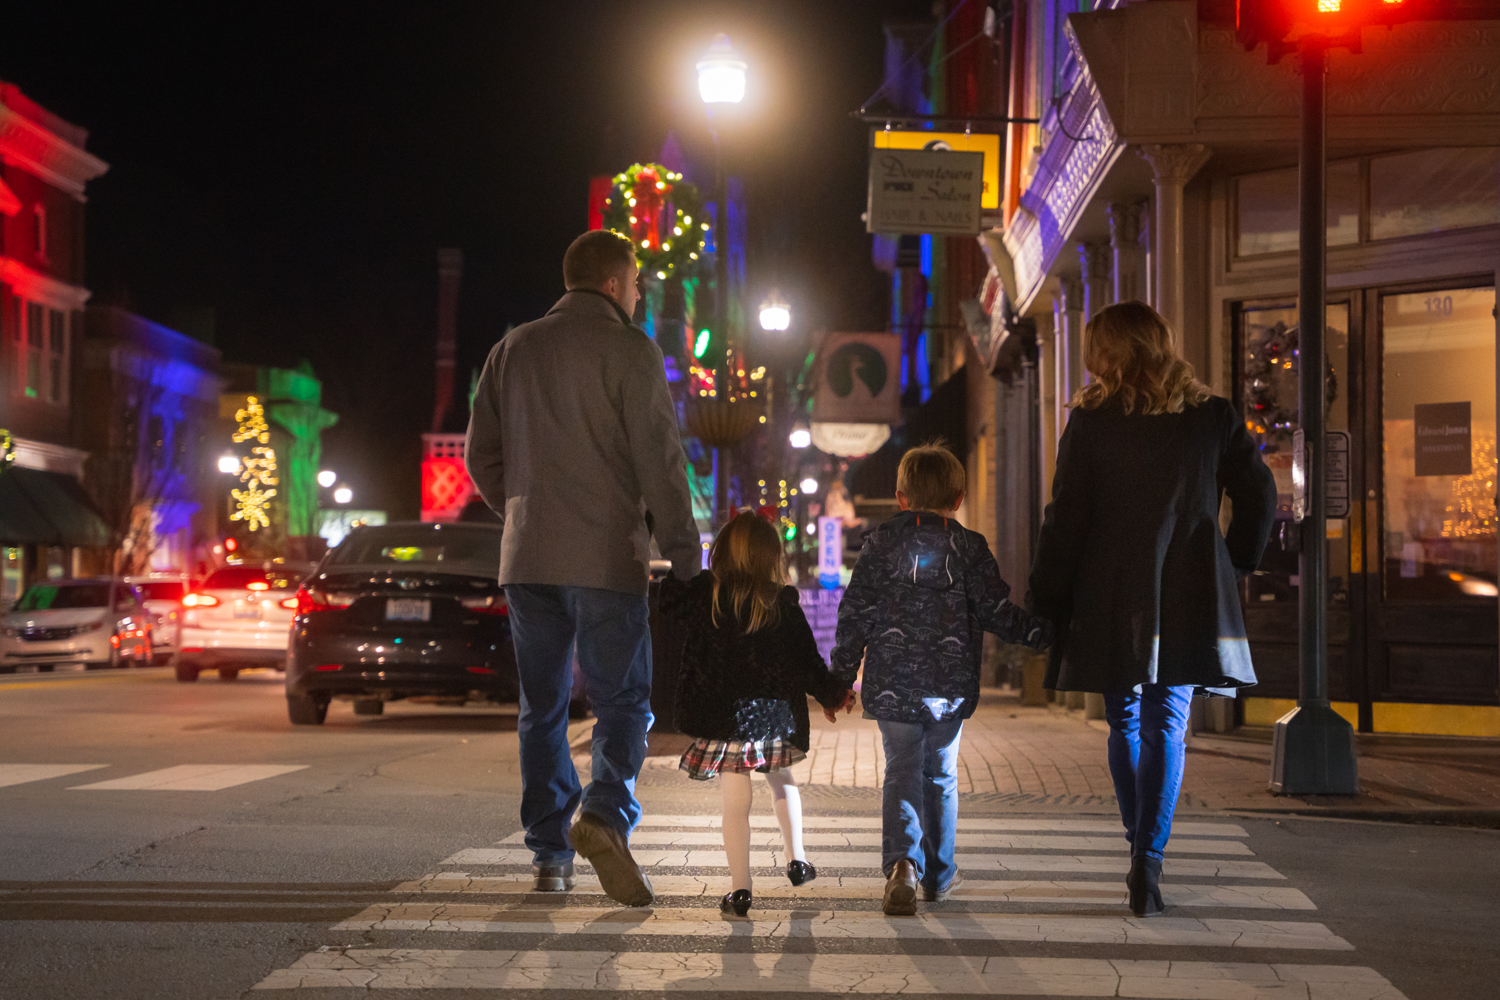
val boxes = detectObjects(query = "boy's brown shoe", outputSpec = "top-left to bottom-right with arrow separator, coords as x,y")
567,812 -> 654,907
882,859 -> 919,915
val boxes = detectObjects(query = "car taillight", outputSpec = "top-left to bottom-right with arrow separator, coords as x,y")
182,593 -> 219,608
295,588 -> 356,614
247,581 -> 270,591
280,597 -> 299,610
459,595 -> 508,616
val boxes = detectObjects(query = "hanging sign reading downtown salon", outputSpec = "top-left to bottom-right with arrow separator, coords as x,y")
866,146 -> 984,236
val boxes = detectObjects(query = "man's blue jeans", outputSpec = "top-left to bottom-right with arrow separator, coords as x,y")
1103,684 -> 1194,861
505,584 -> 653,866
877,717 -> 964,891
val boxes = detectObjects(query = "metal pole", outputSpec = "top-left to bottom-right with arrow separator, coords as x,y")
1298,37 -> 1328,708
1270,36 -> 1358,795
713,122 -> 731,522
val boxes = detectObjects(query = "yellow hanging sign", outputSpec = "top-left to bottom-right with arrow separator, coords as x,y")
871,129 -> 1001,210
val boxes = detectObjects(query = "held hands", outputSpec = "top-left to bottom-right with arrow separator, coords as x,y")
823,688 -> 858,724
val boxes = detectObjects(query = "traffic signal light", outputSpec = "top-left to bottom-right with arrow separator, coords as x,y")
1237,0 -> 1498,62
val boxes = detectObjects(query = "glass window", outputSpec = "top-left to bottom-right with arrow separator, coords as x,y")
1371,148 -> 1500,241
203,566 -> 310,591
26,303 -> 43,348
1239,301 -> 1351,603
328,524 -> 502,576
1382,287 -> 1498,602
1236,161 -> 1360,256
16,583 -> 111,611
48,310 -> 64,353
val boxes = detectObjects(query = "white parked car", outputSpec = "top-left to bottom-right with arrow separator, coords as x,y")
0,579 -> 154,673
177,563 -> 312,682
125,573 -> 189,665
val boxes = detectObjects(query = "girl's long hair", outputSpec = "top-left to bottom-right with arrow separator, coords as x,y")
708,511 -> 786,634
1072,301 -> 1212,415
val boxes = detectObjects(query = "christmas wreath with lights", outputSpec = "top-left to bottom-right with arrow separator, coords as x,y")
1243,321 -> 1337,448
601,163 -> 707,280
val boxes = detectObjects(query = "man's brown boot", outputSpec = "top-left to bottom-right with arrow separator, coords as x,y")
882,859 -> 918,916
567,811 -> 654,907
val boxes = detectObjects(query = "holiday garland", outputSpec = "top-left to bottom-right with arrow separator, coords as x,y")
1243,321 -> 1338,450
601,163 -> 707,280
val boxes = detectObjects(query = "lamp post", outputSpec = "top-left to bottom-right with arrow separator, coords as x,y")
697,34 -> 746,523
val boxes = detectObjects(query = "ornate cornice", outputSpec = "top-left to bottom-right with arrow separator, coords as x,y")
0,257 -> 92,311
0,104 -> 109,199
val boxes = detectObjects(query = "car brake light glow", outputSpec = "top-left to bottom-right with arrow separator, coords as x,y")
247,581 -> 270,591
280,596 -> 299,610
466,666 -> 496,674
314,663 -> 342,671
459,595 -> 509,615
182,593 -> 219,607
295,588 -> 356,614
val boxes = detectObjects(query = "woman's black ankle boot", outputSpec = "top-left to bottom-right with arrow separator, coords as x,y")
786,860 -> 817,886
1125,856 -> 1164,917
720,889 -> 752,916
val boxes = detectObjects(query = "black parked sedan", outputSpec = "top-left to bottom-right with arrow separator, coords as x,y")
285,521 -> 517,724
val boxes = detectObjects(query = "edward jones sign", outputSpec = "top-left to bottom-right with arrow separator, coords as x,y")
867,148 -> 984,236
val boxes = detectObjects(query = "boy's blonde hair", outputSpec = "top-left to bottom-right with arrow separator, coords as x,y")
896,443 -> 966,512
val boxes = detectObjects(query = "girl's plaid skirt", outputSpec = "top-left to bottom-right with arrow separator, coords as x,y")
679,737 -> 806,780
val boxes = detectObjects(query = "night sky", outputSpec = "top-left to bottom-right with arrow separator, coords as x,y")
2,1 -> 929,517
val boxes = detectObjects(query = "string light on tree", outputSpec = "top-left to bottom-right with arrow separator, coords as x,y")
229,395 -> 279,532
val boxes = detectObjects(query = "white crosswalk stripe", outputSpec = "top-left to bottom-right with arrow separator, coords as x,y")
254,949 -> 1403,996
394,872 -> 1315,909
253,813 -> 1407,998
445,847 -> 1279,877
0,763 -> 108,787
68,764 -> 308,791
332,904 -> 1352,947
498,829 -> 1257,854
638,814 -> 1250,837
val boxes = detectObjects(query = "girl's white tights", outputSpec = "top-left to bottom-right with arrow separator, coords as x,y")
719,768 -> 806,893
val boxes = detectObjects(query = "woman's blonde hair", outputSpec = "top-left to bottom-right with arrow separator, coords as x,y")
708,511 -> 786,634
1072,301 -> 1212,415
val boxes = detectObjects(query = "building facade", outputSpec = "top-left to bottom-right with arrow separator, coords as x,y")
976,0 -> 1500,736
74,306 -> 223,576
0,82 -> 110,600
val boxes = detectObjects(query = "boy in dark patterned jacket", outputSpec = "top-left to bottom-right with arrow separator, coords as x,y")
831,444 -> 1052,915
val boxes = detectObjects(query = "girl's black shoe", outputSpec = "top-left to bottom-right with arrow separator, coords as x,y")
786,860 -> 817,886
1125,856 -> 1165,917
720,889 -> 752,916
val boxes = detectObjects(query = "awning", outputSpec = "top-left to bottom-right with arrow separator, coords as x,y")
0,467 -> 111,547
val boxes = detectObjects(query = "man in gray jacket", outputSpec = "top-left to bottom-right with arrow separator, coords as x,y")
466,230 -> 701,907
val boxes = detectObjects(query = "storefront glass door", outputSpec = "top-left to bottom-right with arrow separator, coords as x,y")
1236,284 -> 1500,727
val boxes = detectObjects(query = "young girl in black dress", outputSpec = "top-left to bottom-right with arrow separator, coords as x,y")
665,510 -> 851,916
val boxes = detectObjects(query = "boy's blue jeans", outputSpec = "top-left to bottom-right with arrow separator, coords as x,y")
1103,684 -> 1194,861
877,717 -> 964,891
504,584 -> 654,867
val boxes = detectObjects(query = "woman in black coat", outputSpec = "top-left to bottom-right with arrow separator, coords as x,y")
1029,301 -> 1276,917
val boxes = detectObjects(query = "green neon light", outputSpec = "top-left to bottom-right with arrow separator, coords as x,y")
784,523 -> 796,541
693,329 -> 711,359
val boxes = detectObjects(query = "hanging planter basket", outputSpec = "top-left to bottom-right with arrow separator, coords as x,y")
684,397 -> 762,450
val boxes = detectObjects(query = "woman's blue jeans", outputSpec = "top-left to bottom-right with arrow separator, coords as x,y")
1103,684 -> 1193,861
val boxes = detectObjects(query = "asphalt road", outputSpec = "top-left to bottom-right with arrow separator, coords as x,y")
0,664 -> 1496,999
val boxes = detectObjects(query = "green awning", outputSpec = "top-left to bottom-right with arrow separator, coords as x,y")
0,467 -> 112,548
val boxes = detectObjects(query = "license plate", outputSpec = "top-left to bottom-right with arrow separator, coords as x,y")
233,602 -> 262,619
386,598 -> 431,622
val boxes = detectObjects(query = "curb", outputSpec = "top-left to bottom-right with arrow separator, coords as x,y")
1224,806 -> 1500,829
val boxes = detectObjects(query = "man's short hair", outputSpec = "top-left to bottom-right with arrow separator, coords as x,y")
563,230 -> 637,289
896,443 -> 966,512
